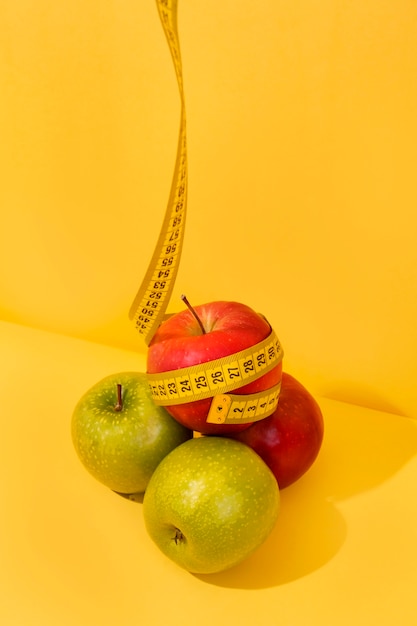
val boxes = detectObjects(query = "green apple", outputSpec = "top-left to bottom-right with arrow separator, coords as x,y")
71,371 -> 192,495
143,436 -> 280,574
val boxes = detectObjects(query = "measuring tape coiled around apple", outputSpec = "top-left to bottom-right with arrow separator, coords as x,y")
206,383 -> 282,424
148,329 -> 283,405
148,329 -> 283,425
129,0 -> 284,425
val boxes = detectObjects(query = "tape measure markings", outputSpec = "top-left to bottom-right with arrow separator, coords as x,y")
129,0 -> 187,345
129,147 -> 187,339
157,1 -> 185,97
148,330 -> 283,405
206,382 -> 282,424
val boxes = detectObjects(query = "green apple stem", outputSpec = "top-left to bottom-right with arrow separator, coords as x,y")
114,383 -> 123,412
181,294 -> 206,335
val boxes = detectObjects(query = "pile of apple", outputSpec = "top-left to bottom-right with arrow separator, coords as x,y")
72,300 -> 324,574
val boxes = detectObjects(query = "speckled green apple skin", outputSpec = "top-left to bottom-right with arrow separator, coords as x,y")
143,437 -> 280,574
71,372 -> 192,494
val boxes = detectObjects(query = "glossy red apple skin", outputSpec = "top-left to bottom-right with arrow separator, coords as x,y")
228,372 -> 324,488
147,301 -> 282,435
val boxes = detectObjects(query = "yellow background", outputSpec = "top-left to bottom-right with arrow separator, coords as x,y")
1,2 -> 417,624
1,0 -> 416,417
1,320 -> 417,626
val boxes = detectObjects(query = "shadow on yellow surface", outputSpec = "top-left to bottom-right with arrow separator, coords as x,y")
1,321 -> 417,625
196,400 -> 417,589
324,381 -> 411,419
196,480 -> 346,589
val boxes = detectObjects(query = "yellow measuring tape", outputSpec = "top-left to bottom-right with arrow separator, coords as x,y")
129,0 -> 283,425
129,0 -> 187,346
206,384 -> 281,425
148,329 -> 283,405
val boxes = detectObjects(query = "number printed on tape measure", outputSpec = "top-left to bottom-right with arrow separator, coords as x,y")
206,381 -> 282,425
128,0 -> 187,344
148,330 -> 283,405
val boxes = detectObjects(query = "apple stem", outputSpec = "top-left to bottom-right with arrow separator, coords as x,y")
114,383 -> 123,412
181,294 -> 206,335
173,528 -> 185,545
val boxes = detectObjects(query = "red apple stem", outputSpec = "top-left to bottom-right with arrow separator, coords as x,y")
181,294 -> 206,335
114,383 -> 123,412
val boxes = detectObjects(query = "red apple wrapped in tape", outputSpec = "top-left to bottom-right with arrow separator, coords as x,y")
146,299 -> 283,435
228,372 -> 324,488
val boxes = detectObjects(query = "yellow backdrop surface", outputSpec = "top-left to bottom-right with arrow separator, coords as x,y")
1,0 -> 416,417
1,3 -> 417,623
1,319 -> 417,626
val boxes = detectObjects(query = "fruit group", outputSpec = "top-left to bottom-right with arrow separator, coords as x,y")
228,372 -> 324,488
143,436 -> 280,574
147,300 -> 282,435
71,371 -> 192,495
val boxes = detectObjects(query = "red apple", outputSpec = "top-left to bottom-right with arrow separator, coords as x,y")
228,372 -> 324,488
147,300 -> 283,435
